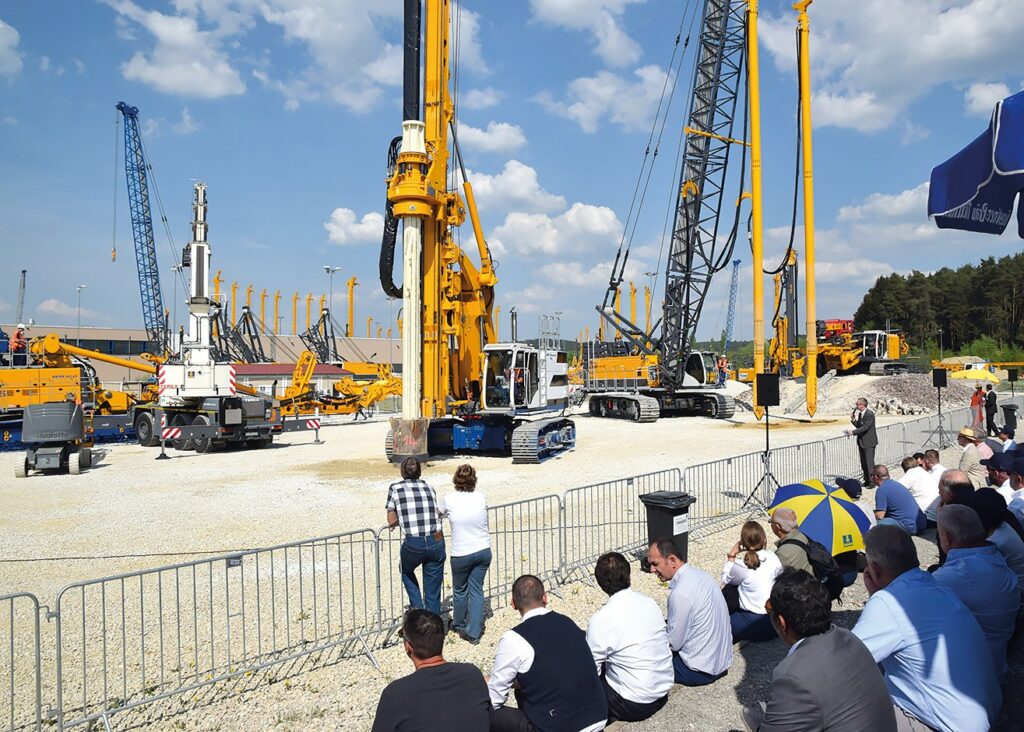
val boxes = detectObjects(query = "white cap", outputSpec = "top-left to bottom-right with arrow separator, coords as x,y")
17,323 -> 25,329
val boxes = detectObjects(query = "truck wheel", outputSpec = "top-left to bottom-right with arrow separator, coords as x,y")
69,449 -> 81,476
191,415 -> 213,453
385,430 -> 395,461
79,447 -> 92,469
15,458 -> 28,479
171,415 -> 194,451
135,412 -> 160,447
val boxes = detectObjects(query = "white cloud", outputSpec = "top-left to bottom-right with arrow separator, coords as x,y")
173,107 -> 199,134
2,114 -> 16,126
465,160 -> 566,214
837,182 -> 930,223
530,0 -> 643,67
760,0 -> 1024,133
37,299 -> 98,319
542,257 -> 645,287
73,58 -> 86,74
452,3 -> 489,75
461,86 -> 503,110
325,208 -> 383,245
362,43 -> 402,87
536,65 -> 668,133
39,55 -> 50,72
105,0 -> 246,98
142,117 -> 161,138
964,81 -> 1011,117
0,19 -> 24,78
457,121 -> 526,154
491,202 -> 622,255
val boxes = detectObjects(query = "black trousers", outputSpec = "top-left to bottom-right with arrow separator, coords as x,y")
489,705 -> 536,732
859,445 -> 875,485
602,673 -> 667,723
987,411 -> 998,436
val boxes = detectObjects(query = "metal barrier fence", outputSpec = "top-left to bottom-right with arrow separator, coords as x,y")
1,594 -> 41,732
52,529 -> 378,730
561,470 -> 682,580
8,401 -> 1022,729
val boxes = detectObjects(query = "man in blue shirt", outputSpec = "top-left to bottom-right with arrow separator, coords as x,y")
934,504 -> 1020,679
852,525 -> 1001,732
870,465 -> 926,535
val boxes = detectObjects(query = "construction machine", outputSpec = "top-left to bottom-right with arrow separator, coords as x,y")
379,0 -> 574,463
816,324 -> 909,376
278,348 -> 403,418
15,401 -> 93,478
581,0 -> 748,423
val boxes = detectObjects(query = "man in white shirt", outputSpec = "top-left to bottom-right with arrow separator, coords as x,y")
487,575 -> 607,732
897,456 -> 939,514
586,552 -> 673,723
1005,457 -> 1024,524
997,425 -> 1017,453
647,538 -> 732,686
923,449 -> 946,478
981,453 -> 1014,503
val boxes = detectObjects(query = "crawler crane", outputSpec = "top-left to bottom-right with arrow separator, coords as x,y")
379,0 -> 575,463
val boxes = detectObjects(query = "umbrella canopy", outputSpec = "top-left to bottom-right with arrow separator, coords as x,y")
768,480 -> 871,554
928,89 -> 1024,237
950,368 -> 999,384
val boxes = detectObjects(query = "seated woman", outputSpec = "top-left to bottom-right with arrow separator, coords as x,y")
721,521 -> 782,642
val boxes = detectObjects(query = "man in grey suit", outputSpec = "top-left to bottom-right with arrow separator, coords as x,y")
845,398 -> 878,487
956,426 -> 987,488
742,568 -> 896,732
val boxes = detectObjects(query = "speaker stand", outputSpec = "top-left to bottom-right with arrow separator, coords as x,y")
743,405 -> 779,510
923,386 -> 951,449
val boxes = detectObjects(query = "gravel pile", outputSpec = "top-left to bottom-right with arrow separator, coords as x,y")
820,373 -> 975,415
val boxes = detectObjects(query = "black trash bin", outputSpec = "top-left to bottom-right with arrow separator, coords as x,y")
1002,404 -> 1018,431
639,491 -> 697,563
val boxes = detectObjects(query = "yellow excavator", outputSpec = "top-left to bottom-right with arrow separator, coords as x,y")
279,350 -> 402,417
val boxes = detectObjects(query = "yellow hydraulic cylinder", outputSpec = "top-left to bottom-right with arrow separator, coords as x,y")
213,270 -> 223,337
260,288 -> 267,333
495,305 -> 501,340
644,286 -> 652,334
347,276 -> 358,337
319,293 -> 326,315
305,292 -> 313,331
585,325 -> 590,342
629,282 -> 637,324
747,0 -> 766,420
292,292 -> 299,335
366,316 -> 373,338
230,281 -> 239,326
246,284 -> 254,308
387,327 -> 392,339
378,325 -> 383,339
273,290 -> 281,336
796,0 -> 818,417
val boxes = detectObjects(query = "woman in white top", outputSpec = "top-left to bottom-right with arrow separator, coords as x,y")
721,521 -> 782,642
437,464 -> 491,643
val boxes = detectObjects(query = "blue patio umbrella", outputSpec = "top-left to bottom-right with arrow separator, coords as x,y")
928,89 -> 1024,236
767,480 -> 871,555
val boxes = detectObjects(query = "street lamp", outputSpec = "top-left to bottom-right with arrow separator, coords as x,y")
76,285 -> 87,346
324,266 -> 342,313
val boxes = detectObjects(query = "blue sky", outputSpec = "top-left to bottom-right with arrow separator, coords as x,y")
0,0 -> 1021,345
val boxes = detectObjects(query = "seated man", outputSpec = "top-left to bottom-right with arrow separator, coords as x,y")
997,425 -> 1017,453
769,508 -> 813,575
934,504 -> 1020,679
897,456 -> 939,515
646,538 -> 732,686
956,426 -> 988,488
488,575 -> 607,732
586,552 -> 673,723
870,465 -> 926,535
372,609 -> 490,731
741,569 -> 896,732
968,488 -> 1024,592
982,452 -> 1015,503
852,525 -> 1001,732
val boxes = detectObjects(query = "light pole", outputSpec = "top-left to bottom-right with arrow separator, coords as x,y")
938,328 -> 943,362
324,266 -> 342,314
76,285 -> 87,346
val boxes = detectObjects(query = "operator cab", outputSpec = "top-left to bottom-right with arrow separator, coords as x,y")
481,343 -> 570,413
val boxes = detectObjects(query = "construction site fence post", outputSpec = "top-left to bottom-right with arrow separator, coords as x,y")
0,593 -> 42,732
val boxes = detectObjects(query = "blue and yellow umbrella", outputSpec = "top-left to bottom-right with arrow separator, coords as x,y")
767,480 -> 871,554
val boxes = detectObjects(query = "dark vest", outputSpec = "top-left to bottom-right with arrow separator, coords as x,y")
514,611 -> 607,732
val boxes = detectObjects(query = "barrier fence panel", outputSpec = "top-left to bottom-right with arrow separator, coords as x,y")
1,593 -> 41,732
684,451 -> 766,532
821,435 -> 862,483
561,470 -> 682,580
52,529 -> 378,730
874,423 -> 906,468
770,442 -> 825,491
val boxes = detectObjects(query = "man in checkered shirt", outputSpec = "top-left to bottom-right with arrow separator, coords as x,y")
387,457 -> 447,614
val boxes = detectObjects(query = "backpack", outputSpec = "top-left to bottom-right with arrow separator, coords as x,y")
779,537 -> 846,602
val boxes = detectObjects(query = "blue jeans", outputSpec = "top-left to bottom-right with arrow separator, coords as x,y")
450,548 -> 491,640
730,610 -> 776,642
400,535 -> 446,614
672,654 -> 727,686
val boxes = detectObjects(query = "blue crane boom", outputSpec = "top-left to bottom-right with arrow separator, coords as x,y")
724,258 -> 740,351
116,101 -> 165,350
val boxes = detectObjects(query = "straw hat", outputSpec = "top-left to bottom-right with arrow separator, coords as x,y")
957,426 -> 979,441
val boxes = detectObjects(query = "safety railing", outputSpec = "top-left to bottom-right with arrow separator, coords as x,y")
1,407 -> 985,730
1,593 -> 41,732
51,529 -> 378,730
561,470 -> 681,580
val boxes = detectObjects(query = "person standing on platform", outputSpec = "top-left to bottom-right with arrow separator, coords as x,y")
845,398 -> 877,487
971,384 -> 985,430
985,384 -> 999,436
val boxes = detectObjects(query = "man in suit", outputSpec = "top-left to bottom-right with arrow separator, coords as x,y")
985,384 -> 999,436
845,398 -> 877,487
741,568 -> 896,732
956,426 -> 988,488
